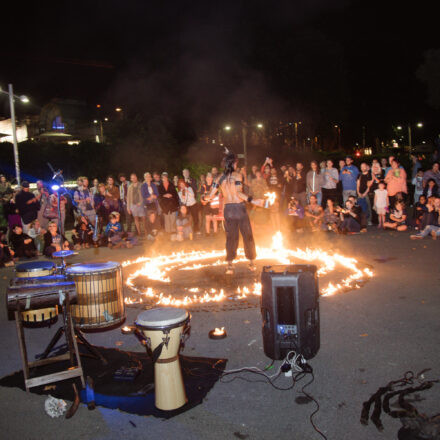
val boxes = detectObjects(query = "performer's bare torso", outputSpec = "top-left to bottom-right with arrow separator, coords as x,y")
217,171 -> 247,205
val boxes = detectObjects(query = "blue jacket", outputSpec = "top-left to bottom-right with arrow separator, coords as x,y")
141,182 -> 160,207
105,222 -> 122,236
340,165 -> 359,191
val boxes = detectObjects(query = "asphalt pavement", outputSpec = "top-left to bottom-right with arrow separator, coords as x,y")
0,228 -> 439,440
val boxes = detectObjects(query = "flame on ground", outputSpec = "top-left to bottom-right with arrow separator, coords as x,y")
123,232 -> 373,306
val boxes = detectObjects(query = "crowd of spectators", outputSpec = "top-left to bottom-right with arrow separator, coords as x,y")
1,152 -> 439,268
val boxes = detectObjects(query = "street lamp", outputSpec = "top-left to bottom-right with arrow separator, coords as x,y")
257,123 -> 263,129
0,84 -> 30,186
224,125 -> 231,131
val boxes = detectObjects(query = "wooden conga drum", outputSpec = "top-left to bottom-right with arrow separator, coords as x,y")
15,261 -> 58,323
135,307 -> 190,411
66,262 -> 125,330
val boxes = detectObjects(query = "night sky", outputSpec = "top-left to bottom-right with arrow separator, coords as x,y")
1,0 -> 438,146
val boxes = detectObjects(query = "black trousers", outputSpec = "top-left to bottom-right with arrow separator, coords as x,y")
224,203 -> 256,262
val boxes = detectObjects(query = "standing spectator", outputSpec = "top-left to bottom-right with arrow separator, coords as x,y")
292,162 -> 307,207
422,162 -> 440,188
410,154 -> 422,181
211,167 -> 219,180
10,225 -> 37,258
412,170 -> 424,204
369,162 -> 385,225
43,221 -> 71,257
118,173 -> 132,232
337,159 -> 346,205
91,178 -> 99,195
380,157 -> 388,172
247,165 -> 258,183
321,159 -> 339,207
127,173 -> 145,236
158,172 -> 179,236
182,168 -> 198,195
94,183 -> 111,231
340,156 -> 359,203
105,176 -> 120,212
33,180 -> 50,229
385,160 -> 407,206
15,181 -> 40,234
306,160 -> 323,206
74,177 -> 96,225
266,168 -> 282,231
356,162 -> 372,224
141,172 -> 160,239
177,179 -> 199,234
261,157 -> 273,179
250,170 -> 269,199
200,173 -> 219,235
374,181 -> 389,229
152,172 -> 161,187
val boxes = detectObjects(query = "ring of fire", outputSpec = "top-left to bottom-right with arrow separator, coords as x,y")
123,232 -> 373,310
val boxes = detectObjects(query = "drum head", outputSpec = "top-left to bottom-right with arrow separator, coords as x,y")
16,261 -> 55,272
53,250 -> 75,258
136,307 -> 189,328
67,262 -> 120,275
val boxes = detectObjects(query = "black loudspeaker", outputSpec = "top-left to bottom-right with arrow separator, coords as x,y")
261,264 -> 320,360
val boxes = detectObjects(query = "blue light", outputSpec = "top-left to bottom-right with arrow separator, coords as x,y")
51,184 -> 60,191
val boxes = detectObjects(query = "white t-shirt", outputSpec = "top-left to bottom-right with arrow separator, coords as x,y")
374,188 -> 388,209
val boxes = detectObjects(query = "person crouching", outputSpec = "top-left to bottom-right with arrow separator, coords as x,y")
105,212 -> 138,249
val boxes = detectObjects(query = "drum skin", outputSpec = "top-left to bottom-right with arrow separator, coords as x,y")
67,262 -> 125,329
136,308 -> 190,411
15,262 -> 58,323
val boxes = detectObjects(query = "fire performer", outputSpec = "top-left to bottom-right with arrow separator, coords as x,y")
204,151 -> 263,274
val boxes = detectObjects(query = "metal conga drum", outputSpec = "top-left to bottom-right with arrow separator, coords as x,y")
135,307 -> 190,411
66,262 -> 125,330
15,261 -> 58,323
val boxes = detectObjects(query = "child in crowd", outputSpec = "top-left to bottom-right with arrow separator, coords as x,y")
412,170 -> 424,204
384,200 -> 408,231
72,215 -> 94,250
10,225 -> 37,258
176,205 -> 193,241
27,219 -> 46,254
413,195 -> 427,230
374,181 -> 388,229
105,212 -> 137,248
287,197 -> 304,233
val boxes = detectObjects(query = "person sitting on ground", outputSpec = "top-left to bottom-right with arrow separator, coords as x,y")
322,198 -> 340,232
0,228 -> 15,267
176,205 -> 193,242
383,200 -> 408,231
337,199 -> 361,234
10,225 -> 37,259
419,196 -> 438,230
27,219 -> 46,254
423,178 -> 439,199
348,195 -> 368,232
286,197 -> 304,233
72,215 -> 94,250
410,197 -> 440,240
373,181 -> 389,229
304,195 -> 323,231
413,195 -> 428,230
105,212 -> 138,249
43,221 -> 71,258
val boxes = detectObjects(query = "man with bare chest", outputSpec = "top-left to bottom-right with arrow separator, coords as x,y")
205,152 -> 262,274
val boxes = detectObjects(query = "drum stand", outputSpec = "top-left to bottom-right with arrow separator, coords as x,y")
40,326 -> 108,365
15,293 -> 85,392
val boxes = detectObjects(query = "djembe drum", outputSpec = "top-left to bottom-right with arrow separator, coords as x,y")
66,262 -> 125,330
135,307 -> 190,411
15,261 -> 58,323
